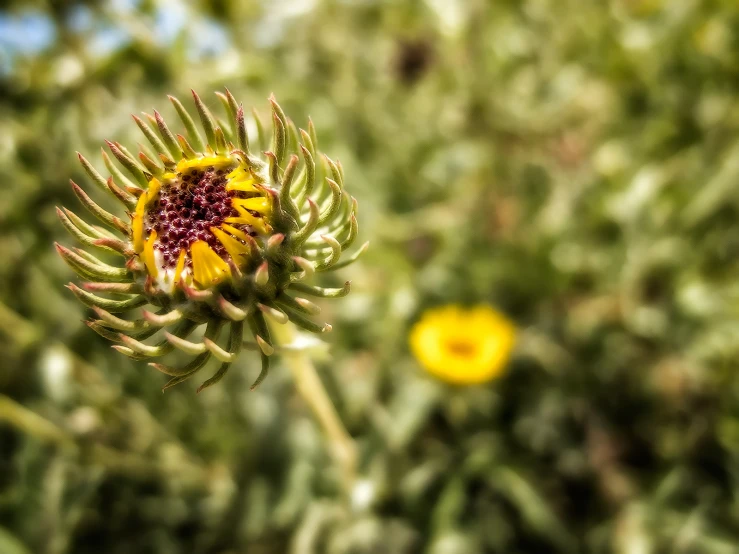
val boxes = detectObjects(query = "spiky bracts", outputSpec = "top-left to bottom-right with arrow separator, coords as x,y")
57,90 -> 367,392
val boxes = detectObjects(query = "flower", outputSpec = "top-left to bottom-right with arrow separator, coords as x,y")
57,90 -> 368,392
409,305 -> 516,385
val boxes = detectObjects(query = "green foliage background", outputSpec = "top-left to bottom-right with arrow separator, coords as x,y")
2,0 -> 739,552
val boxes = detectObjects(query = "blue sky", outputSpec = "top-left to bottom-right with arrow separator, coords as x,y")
0,1 -> 229,72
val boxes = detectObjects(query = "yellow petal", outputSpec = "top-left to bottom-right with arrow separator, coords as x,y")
190,240 -> 231,288
220,223 -> 250,242
135,191 -> 147,216
143,230 -> 158,278
211,227 -> 250,265
224,213 -> 271,235
174,248 -> 186,285
226,167 -> 250,180
225,179 -> 257,193
176,155 -> 234,174
132,214 -> 144,253
146,177 -> 162,203
233,197 -> 271,215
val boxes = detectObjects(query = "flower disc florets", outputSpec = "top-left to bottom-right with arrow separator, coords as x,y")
134,155 -> 271,291
142,162 -> 247,270
56,90 -> 367,392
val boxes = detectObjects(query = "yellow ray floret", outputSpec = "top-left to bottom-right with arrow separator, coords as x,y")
225,212 -> 271,235
132,214 -> 144,253
211,227 -> 251,266
220,223 -> 251,242
132,191 -> 149,254
146,177 -> 162,203
226,167 -> 251,180
143,230 -> 159,278
233,197 -> 271,215
135,191 -> 147,216
191,240 -> 231,288
225,179 -> 257,193
176,155 -> 235,174
174,248 -> 186,283
225,167 -> 257,192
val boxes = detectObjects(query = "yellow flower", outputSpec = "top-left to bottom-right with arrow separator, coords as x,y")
409,305 -> 516,385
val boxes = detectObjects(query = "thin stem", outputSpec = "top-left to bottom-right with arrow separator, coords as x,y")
0,394 -> 74,448
0,394 -> 207,485
269,321 -> 358,491
0,301 -> 208,487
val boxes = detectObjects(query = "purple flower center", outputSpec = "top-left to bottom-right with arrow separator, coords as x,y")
144,166 -> 256,268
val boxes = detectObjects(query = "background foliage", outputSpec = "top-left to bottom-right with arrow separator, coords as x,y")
2,0 -> 739,552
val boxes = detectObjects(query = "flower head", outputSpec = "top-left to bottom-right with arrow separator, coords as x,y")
409,305 -> 516,385
57,90 -> 367,392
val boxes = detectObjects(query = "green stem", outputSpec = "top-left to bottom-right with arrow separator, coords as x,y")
269,322 -> 358,491
0,394 -> 207,485
0,395 -> 73,448
0,301 -> 208,487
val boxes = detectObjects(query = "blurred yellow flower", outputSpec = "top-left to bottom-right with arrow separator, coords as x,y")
409,305 -> 516,385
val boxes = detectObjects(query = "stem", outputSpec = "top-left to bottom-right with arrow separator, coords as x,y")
0,394 -> 207,485
0,395 -> 73,448
269,322 -> 357,491
0,301 -> 208,487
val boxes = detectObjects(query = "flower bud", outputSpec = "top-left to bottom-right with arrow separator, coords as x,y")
57,90 -> 367,391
